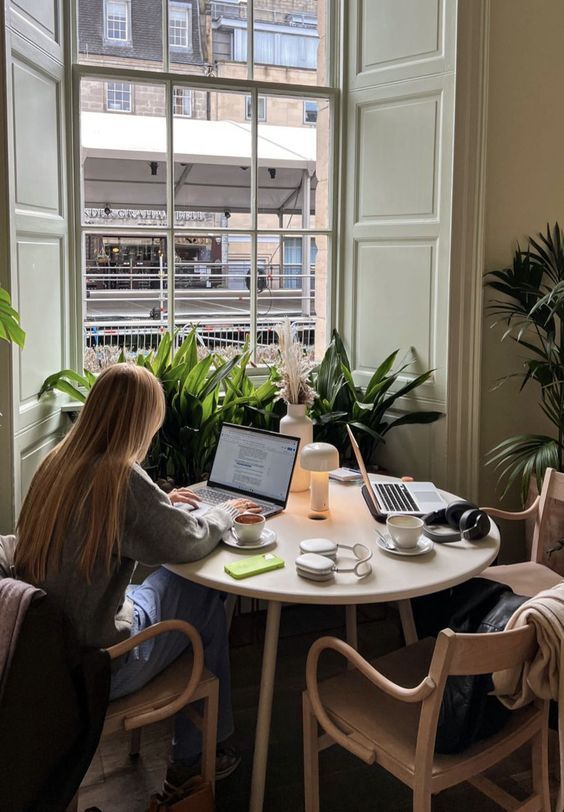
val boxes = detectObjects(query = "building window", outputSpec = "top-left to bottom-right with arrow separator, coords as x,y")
105,0 -> 129,42
304,101 -> 318,124
233,28 -> 318,69
106,82 -> 132,112
173,87 -> 192,117
245,95 -> 266,122
169,3 -> 192,50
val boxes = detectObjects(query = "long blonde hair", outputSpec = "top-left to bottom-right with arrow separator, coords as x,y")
16,364 -> 166,583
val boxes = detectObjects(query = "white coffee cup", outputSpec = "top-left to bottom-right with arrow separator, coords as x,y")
233,512 -> 266,545
386,514 -> 424,549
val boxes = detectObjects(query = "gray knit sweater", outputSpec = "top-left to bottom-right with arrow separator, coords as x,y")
0,465 -> 235,649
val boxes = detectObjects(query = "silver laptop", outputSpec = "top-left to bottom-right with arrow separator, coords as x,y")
191,423 -> 300,518
346,425 -> 445,518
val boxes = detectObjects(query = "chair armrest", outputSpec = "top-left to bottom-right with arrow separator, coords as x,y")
305,636 -> 435,762
106,620 -> 205,730
480,495 -> 540,522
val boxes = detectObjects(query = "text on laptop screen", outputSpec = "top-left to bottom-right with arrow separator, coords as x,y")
209,426 -> 298,502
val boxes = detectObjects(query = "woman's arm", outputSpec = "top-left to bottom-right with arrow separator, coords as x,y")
121,466 -> 236,565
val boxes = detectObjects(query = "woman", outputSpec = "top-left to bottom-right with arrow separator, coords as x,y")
15,363 -> 259,790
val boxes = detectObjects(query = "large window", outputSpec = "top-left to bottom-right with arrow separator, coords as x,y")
233,28 -> 318,69
77,0 -> 334,367
105,0 -> 129,42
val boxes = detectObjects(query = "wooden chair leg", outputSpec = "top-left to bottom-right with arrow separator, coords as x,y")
129,727 -> 142,758
200,679 -> 219,789
303,692 -> 320,812
531,726 -> 551,812
412,788 -> 432,812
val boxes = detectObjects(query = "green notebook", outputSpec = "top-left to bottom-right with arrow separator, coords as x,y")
224,553 -> 285,580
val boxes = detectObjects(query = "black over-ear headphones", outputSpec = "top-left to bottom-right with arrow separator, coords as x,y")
422,500 -> 491,543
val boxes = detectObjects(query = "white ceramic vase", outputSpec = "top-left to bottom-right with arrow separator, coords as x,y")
280,402 -> 313,492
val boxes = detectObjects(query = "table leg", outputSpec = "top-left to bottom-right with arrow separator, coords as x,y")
397,599 -> 418,645
224,593 -> 237,631
249,600 -> 282,812
345,605 -> 358,669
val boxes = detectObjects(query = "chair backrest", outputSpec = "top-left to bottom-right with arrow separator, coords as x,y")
532,467 -> 564,565
414,624 -> 539,775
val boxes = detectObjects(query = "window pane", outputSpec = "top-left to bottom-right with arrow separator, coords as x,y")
170,0 -> 204,72
81,81 -> 168,228
173,90 -> 251,230
174,233 -> 251,354
256,94 -> 329,231
78,0 -> 164,71
254,234 -> 327,363
83,233 -> 168,365
253,0 -> 327,86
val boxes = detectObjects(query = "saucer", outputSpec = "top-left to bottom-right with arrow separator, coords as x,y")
375,534 -> 434,557
223,527 -> 277,550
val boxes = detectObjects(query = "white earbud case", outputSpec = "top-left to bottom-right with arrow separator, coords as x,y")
295,552 -> 335,581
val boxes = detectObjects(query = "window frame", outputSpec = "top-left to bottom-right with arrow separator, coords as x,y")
104,0 -> 130,45
173,86 -> 193,117
169,2 -> 193,52
245,94 -> 266,122
304,100 -> 318,124
105,81 -> 133,113
71,0 -> 340,368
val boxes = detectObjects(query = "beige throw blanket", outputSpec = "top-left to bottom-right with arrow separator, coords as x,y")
493,583 -> 564,810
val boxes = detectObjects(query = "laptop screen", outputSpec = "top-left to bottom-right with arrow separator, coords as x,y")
208,424 -> 300,505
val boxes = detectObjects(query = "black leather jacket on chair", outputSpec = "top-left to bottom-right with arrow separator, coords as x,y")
413,577 -> 528,754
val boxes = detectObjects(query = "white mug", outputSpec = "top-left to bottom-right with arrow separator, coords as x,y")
233,513 -> 265,545
386,514 -> 423,549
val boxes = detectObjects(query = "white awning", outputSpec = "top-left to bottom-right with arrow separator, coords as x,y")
81,112 -> 316,214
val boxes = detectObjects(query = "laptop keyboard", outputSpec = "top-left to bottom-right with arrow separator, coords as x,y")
373,482 -> 419,513
196,487 -> 274,514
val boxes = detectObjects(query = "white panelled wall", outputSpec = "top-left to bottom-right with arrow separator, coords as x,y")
339,0 -> 457,488
0,0 -> 495,530
0,0 -> 69,532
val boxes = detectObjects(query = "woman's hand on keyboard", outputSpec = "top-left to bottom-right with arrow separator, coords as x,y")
225,498 -> 262,515
169,487 -> 202,507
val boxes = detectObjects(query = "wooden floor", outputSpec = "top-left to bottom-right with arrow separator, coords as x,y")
78,603 -> 560,811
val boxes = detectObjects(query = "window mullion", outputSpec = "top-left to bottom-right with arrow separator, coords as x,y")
247,0 -> 254,81
163,0 -> 170,74
166,80 -> 175,341
250,86 -> 258,360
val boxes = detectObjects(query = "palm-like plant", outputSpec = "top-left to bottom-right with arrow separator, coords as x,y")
310,330 -> 442,465
485,222 -> 564,502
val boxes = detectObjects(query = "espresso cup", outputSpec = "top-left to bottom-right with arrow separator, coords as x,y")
233,512 -> 266,545
386,514 -> 424,549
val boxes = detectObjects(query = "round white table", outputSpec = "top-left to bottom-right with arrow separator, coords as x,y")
167,479 -> 500,812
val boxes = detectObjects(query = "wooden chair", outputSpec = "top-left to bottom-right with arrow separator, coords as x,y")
67,619 -> 218,811
481,467 -> 564,597
303,626 -> 550,812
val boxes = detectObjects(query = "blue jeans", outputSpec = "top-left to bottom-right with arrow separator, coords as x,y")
110,567 -> 234,762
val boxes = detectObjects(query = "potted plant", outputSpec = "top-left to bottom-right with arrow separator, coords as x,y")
485,222 -> 564,503
309,330 -> 442,468
0,287 -> 25,347
39,329 -> 281,486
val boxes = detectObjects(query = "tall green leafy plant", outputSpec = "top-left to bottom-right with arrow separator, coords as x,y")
0,287 -> 25,347
485,222 -> 564,502
310,330 -> 441,465
39,330 -> 281,484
